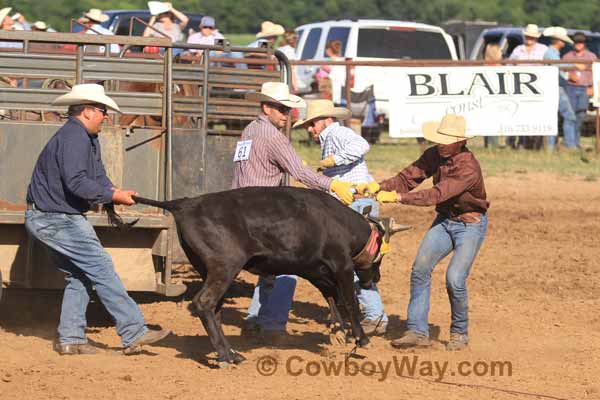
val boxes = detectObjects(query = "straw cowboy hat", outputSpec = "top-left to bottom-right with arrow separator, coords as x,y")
256,21 -> 285,39
246,82 -> 306,108
0,8 -> 12,23
422,114 -> 472,145
543,26 -> 573,44
32,21 -> 48,31
148,1 -> 170,16
84,9 -> 109,24
523,24 -> 542,38
293,99 -> 351,128
52,84 -> 121,113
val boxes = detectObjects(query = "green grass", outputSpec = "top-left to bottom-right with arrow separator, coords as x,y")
226,33 -> 256,46
292,130 -> 600,178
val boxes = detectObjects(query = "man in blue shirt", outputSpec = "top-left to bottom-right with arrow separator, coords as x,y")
25,84 -> 169,355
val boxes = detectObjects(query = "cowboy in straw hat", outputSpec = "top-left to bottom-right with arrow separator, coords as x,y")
25,83 -> 170,355
79,9 -> 120,54
247,20 -> 285,51
357,114 -> 489,351
295,99 -> 391,335
509,23 -> 548,62
0,7 -> 14,30
32,21 -> 48,32
542,27 -> 576,150
235,83 -> 355,340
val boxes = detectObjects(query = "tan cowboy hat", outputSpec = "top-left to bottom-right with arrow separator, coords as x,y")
52,84 -> 121,113
32,21 -> 48,31
0,8 -> 12,23
148,1 -> 170,16
84,9 -> 109,23
256,21 -> 285,39
543,26 -> 573,44
422,114 -> 472,145
293,99 -> 351,128
523,24 -> 542,38
246,82 -> 306,108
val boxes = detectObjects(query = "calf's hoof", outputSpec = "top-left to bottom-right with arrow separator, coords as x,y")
217,350 -> 246,368
329,328 -> 347,346
230,350 -> 247,364
356,336 -> 370,348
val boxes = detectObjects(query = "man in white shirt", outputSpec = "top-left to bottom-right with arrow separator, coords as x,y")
81,9 -> 120,54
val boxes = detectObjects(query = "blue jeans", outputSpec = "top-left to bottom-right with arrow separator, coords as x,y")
246,197 -> 389,330
407,214 -> 487,336
24,210 -> 148,347
549,87 -> 577,149
566,85 -> 589,147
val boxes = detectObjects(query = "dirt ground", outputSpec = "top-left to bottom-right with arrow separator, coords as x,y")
1,172 -> 599,400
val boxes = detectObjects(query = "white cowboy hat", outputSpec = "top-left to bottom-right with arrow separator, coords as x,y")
52,84 -> 121,113
148,1 -> 170,16
422,114 -> 473,145
256,21 -> 285,39
246,82 -> 306,108
84,9 -> 109,23
293,99 -> 351,128
523,24 -> 542,38
543,26 -> 573,44
32,21 -> 48,31
11,12 -> 21,20
0,8 -> 12,23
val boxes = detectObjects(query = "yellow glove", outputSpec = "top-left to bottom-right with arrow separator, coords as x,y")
319,155 -> 336,168
380,240 -> 391,255
355,181 -> 380,196
329,179 -> 354,205
376,190 -> 400,203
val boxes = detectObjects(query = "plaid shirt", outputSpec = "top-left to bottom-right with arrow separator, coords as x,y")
320,122 -> 373,184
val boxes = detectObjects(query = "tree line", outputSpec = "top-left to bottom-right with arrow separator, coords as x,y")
2,0 -> 599,34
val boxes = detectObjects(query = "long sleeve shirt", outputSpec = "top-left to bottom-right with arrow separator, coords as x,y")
232,114 -> 332,190
379,146 -> 489,217
26,117 -> 114,214
320,122 -> 373,184
544,46 -> 568,87
562,49 -> 597,87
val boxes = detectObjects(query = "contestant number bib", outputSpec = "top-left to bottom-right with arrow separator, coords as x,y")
233,140 -> 252,162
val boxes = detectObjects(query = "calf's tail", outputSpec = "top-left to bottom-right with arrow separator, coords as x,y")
132,195 -> 180,212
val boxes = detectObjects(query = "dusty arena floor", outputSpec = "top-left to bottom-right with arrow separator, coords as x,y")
1,172 -> 599,400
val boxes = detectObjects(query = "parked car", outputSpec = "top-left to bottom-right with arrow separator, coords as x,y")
442,19 -> 498,60
294,19 -> 458,119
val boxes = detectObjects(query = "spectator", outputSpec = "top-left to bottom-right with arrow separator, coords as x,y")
484,43 -> 503,148
563,32 -> 597,148
316,40 -> 345,104
186,16 -> 224,54
143,2 -> 189,43
32,21 -> 48,32
11,12 -> 31,31
0,8 -> 23,50
543,27 -> 576,150
81,9 -> 120,54
248,20 -> 284,48
278,30 -> 299,91
508,24 -> 548,150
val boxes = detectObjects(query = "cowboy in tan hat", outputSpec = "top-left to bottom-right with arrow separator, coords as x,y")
235,83 -> 354,341
0,7 -> 14,31
359,114 -> 489,351
295,99 -> 390,335
25,84 -> 170,355
79,9 -> 121,53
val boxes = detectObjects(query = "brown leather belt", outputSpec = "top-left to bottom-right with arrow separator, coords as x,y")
449,212 -> 482,224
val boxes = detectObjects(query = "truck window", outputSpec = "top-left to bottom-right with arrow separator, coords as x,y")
356,28 -> 452,59
301,28 -> 322,60
116,16 -> 151,36
323,27 -> 350,57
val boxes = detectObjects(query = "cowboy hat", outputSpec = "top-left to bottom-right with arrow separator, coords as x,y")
543,26 -> 574,44
84,9 -> 109,23
0,8 -> 12,23
148,1 -> 170,16
293,99 -> 351,128
523,24 -> 541,38
52,84 -> 121,113
246,82 -> 306,108
256,21 -> 285,39
32,21 -> 48,31
422,114 -> 472,145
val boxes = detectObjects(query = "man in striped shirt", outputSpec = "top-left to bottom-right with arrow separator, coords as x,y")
294,99 -> 389,335
234,82 -> 354,339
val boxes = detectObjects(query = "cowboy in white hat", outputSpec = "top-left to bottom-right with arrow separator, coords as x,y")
25,84 -> 170,355
295,99 -> 390,335
79,9 -> 120,54
543,27 -> 576,150
509,24 -> 548,61
248,20 -> 285,49
32,21 -> 48,32
0,7 -> 14,30
360,114 -> 489,351
235,83 -> 354,341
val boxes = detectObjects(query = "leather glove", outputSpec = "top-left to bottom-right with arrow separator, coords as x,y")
319,155 -> 336,169
355,181 -> 380,196
376,190 -> 400,203
329,179 -> 354,205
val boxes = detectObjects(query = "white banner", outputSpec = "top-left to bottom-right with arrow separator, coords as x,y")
388,66 -> 559,138
592,62 -> 600,107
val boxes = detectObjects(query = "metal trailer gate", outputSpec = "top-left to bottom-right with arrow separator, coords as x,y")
0,31 -> 290,297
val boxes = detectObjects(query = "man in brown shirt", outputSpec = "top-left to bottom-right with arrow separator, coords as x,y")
360,114 -> 488,351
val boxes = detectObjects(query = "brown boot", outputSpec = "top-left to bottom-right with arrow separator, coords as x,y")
391,330 -> 432,349
123,328 -> 170,355
54,343 -> 101,355
446,333 -> 469,351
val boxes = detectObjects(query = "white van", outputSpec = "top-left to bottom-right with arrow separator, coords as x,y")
294,19 -> 458,117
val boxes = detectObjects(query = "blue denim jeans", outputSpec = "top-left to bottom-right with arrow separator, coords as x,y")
24,210 -> 148,347
246,197 -> 389,330
407,214 -> 487,336
549,87 -> 577,149
566,84 -> 589,147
